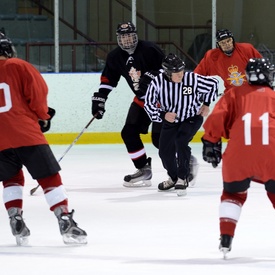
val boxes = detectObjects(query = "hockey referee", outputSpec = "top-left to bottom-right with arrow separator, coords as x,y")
144,53 -> 219,196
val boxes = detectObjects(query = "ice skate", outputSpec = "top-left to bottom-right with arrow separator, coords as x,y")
219,234 -> 233,259
174,178 -> 188,196
8,207 -> 30,246
123,158 -> 152,187
158,177 -> 176,191
188,155 -> 199,187
56,209 -> 87,245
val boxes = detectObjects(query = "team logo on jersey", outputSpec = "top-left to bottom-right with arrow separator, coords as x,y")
129,66 -> 141,91
227,65 -> 246,86
126,56 -> 134,65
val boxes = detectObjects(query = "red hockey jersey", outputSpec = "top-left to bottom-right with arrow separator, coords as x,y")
203,85 -> 275,183
0,58 -> 50,151
194,43 -> 262,92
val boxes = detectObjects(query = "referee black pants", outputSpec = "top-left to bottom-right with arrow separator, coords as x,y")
159,115 -> 203,181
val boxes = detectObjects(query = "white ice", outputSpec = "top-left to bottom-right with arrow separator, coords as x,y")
1,143 -> 275,275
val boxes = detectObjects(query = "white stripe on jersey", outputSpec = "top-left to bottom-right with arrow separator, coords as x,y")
99,84 -> 113,91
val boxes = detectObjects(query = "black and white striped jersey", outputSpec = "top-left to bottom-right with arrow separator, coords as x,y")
144,71 -> 219,122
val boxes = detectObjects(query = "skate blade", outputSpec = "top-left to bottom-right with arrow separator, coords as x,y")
63,234 -> 88,245
189,164 -> 199,188
16,235 -> 29,246
176,189 -> 187,197
123,180 -> 152,188
189,178 -> 197,188
158,188 -> 175,192
220,247 -> 230,259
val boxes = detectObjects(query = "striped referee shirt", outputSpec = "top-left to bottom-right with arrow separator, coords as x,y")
144,71 -> 219,123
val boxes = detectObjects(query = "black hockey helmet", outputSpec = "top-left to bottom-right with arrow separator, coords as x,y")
116,21 -> 138,54
245,58 -> 275,88
116,21 -> 137,34
162,53 -> 185,80
0,32 -> 16,58
216,29 -> 235,55
216,29 -> 234,43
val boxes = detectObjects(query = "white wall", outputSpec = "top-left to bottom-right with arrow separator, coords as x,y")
43,73 -> 133,133
43,73 -> 224,133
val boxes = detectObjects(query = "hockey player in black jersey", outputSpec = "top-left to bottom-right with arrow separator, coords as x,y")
92,21 -> 164,187
144,53 -> 218,196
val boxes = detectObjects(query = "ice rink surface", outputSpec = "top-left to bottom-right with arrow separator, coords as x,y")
1,143 -> 275,274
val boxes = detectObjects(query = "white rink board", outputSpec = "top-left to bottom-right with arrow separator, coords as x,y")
42,73 -> 225,133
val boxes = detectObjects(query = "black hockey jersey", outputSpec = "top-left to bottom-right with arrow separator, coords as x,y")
98,40 -> 164,98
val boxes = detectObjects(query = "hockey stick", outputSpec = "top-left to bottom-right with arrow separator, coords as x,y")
30,114 -> 98,195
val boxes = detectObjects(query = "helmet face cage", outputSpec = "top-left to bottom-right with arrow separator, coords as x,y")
161,53 -> 185,80
117,32 -> 138,54
245,58 -> 275,88
116,22 -> 138,54
0,32 -> 15,58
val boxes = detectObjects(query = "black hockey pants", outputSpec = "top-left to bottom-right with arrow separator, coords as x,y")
121,102 -> 161,169
159,115 -> 203,181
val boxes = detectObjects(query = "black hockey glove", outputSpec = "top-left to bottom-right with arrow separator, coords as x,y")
137,70 -> 160,99
201,138 -> 222,168
39,107 -> 56,133
91,92 -> 107,119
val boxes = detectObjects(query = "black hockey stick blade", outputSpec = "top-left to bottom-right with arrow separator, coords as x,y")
30,184 -> 40,195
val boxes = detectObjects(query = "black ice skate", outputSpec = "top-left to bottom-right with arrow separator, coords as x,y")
158,177 -> 176,191
123,158 -> 152,187
174,178 -> 188,196
219,234 -> 233,259
9,207 -> 30,246
188,155 -> 199,187
56,209 -> 87,245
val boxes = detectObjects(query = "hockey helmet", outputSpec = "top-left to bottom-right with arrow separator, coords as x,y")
245,58 -> 275,88
216,29 -> 235,55
162,53 -> 185,80
116,21 -> 137,34
216,29 -> 234,43
116,21 -> 138,54
0,32 -> 16,58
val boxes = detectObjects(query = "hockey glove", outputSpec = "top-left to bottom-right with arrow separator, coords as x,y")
91,92 -> 107,119
137,70 -> 159,99
201,137 -> 222,168
39,107 -> 56,133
